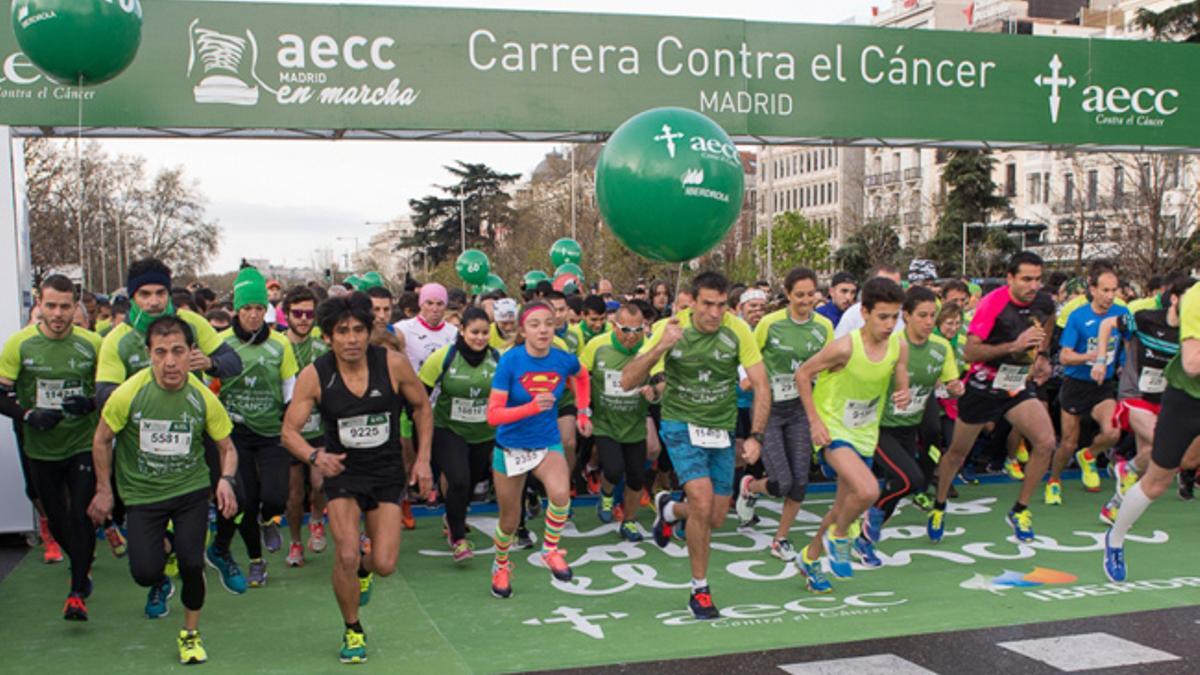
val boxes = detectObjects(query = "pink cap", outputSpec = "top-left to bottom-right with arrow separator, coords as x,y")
419,283 -> 448,305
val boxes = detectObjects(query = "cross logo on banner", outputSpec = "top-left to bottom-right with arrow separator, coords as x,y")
1034,54 -> 1076,124
522,606 -> 628,639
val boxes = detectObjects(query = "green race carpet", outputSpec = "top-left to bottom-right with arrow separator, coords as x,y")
2,478 -> 1198,674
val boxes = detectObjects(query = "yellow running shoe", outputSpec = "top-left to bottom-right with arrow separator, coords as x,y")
1003,458 -> 1026,481
178,629 -> 207,665
340,626 -> 367,664
1015,441 -> 1029,464
927,445 -> 942,464
1044,480 -> 1063,506
1099,496 -> 1120,526
1113,459 -> 1138,497
358,572 -> 373,607
1077,449 -> 1101,492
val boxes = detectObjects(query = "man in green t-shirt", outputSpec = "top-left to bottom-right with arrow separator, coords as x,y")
1104,279 -> 1199,582
208,267 -> 299,591
0,275 -> 101,620
89,316 -> 238,666
622,271 -> 768,621
282,285 -> 330,566
580,303 -> 653,542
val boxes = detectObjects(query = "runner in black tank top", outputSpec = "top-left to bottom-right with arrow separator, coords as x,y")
282,293 -> 433,665
315,345 -> 406,498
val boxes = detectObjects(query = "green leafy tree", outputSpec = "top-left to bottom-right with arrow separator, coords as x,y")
834,220 -> 900,280
925,150 -> 1010,276
405,161 -> 521,266
1135,2 -> 1200,42
755,212 -> 831,277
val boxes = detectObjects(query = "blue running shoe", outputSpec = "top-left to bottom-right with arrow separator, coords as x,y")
597,493 -> 615,524
1006,509 -> 1035,542
1103,530 -> 1126,582
823,531 -> 853,579
145,577 -> 174,619
927,508 -> 945,543
204,545 -> 248,594
652,491 -> 673,548
672,517 -> 687,542
795,550 -> 833,594
862,506 -> 885,543
852,536 -> 882,568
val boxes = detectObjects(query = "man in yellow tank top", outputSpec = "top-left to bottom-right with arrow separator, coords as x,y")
792,278 -> 910,592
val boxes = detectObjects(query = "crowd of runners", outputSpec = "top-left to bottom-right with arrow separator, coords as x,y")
3,250 -> 1197,665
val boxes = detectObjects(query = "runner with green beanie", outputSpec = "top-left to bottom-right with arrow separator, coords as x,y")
207,265 -> 300,591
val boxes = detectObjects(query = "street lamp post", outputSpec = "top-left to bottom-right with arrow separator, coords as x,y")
459,195 -> 467,253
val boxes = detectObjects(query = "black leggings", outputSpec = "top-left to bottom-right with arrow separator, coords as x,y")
432,427 -> 491,541
874,426 -> 927,521
214,428 -> 290,559
127,488 -> 209,611
596,436 -> 647,492
28,453 -> 96,593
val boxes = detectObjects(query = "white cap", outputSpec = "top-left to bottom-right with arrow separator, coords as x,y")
494,298 -> 519,321
740,289 -> 768,305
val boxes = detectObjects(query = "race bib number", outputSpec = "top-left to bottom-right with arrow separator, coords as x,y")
450,397 -> 487,423
842,398 -> 879,429
36,379 -> 83,411
603,370 -> 638,398
1139,367 -> 1167,394
688,424 -> 730,449
993,364 -> 1029,392
337,414 -> 389,449
892,388 -> 929,416
504,448 -> 547,476
301,412 -> 322,434
771,374 -> 798,402
139,420 -> 192,457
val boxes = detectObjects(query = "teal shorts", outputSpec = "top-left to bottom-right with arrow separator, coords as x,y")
493,443 -> 565,476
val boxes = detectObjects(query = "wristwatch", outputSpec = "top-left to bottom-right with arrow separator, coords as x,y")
308,449 -> 321,466
578,407 -> 593,418
220,474 -> 238,489
751,432 -> 765,444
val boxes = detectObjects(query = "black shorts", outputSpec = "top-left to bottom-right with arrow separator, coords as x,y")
957,386 -> 1037,425
1058,378 -> 1116,416
735,407 -> 752,441
323,477 -> 405,512
558,404 -> 578,419
1151,386 -> 1200,470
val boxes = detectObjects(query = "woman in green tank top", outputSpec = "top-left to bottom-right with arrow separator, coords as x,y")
792,278 -> 910,592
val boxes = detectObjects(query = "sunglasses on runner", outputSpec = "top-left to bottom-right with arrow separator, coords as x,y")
617,325 -> 644,334
290,309 -> 315,319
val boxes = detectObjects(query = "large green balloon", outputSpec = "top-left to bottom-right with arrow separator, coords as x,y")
554,263 -> 584,282
595,107 -> 745,263
344,275 -> 363,290
455,249 -> 490,285
549,238 -> 582,268
523,270 -> 549,289
12,0 -> 143,86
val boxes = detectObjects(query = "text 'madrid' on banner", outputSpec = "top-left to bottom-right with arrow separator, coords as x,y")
0,1 -> 1195,150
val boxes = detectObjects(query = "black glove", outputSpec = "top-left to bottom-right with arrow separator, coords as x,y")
24,408 -> 64,431
62,395 -> 97,416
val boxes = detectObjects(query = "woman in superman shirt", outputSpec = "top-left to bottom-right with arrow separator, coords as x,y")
486,302 -> 591,599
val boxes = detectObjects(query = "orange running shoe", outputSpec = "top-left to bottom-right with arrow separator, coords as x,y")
401,500 -> 415,530
40,518 -> 63,564
541,548 -> 573,582
491,561 -> 513,598
105,524 -> 127,558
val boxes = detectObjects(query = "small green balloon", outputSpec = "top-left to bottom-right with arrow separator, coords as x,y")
523,270 -> 549,289
360,271 -> 384,289
595,107 -> 745,263
12,0 -> 143,86
455,249 -> 490,285
344,275 -> 363,290
554,263 -> 584,282
549,238 -> 583,268
483,273 -> 506,293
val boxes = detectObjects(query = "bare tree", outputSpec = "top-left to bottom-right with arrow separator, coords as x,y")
1105,153 -> 1199,285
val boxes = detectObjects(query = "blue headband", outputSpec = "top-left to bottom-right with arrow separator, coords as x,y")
127,270 -> 172,296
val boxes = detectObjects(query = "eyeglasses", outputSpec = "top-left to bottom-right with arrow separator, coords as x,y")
617,325 -> 644,334
290,309 -> 314,319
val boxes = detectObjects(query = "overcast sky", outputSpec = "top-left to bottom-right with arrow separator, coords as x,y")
97,0 -> 881,274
